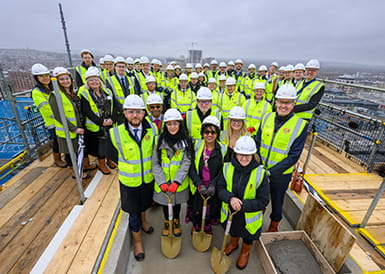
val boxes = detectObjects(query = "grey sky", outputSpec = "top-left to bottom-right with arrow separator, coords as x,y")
1,0 -> 385,66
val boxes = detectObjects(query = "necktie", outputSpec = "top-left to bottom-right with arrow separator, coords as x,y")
133,129 -> 140,143
121,77 -> 127,91
154,119 -> 161,130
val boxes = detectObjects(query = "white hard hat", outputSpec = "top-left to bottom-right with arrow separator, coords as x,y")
163,108 -> 182,122
229,106 -> 246,119
126,57 -> 134,64
114,56 -> 127,64
219,62 -> 227,68
31,64 -> 49,75
80,49 -> 94,58
208,78 -> 217,84
85,66 -> 100,79
145,75 -> 156,83
170,61 -> 176,66
104,54 -> 115,62
234,136 -> 257,155
195,63 -> 203,69
150,59 -> 156,64
166,64 -> 174,70
123,94 -> 145,109
99,57 -> 105,65
275,84 -> 297,99
305,59 -> 320,69
285,64 -> 294,72
228,61 -> 235,66
179,73 -> 188,81
198,72 -> 205,77
271,61 -> 279,67
210,60 -> 218,65
175,65 -> 181,69
235,59 -> 243,64
134,58 -> 140,64
186,63 -> 193,69
219,74 -> 227,81
52,67 -> 70,77
147,93 -> 163,105
226,77 -> 236,85
140,56 -> 150,64
203,63 -> 210,68
258,65 -> 268,71
279,66 -> 286,71
202,116 -> 220,128
196,87 -> 212,100
153,59 -> 162,65
294,63 -> 305,71
190,72 -> 198,79
254,82 -> 266,90
248,64 -> 256,69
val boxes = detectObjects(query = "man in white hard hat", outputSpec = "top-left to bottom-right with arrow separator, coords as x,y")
188,72 -> 201,93
141,76 -> 164,107
207,60 -> 219,79
207,77 -> 220,109
170,74 -> 196,115
218,77 -> 246,129
99,57 -> 106,70
103,54 -> 116,79
136,56 -> 154,92
105,57 -> 134,106
294,59 -> 325,121
146,93 -> 164,132
125,57 -> 142,94
242,81 -> 272,135
266,62 -> 279,101
278,65 -> 294,88
292,63 -> 305,89
151,59 -> 165,88
254,84 -> 308,232
203,63 -> 210,74
109,94 -> 157,262
234,59 -> 246,91
75,49 -> 96,88
227,61 -> 235,76
217,62 -> 227,78
240,64 -> 258,99
185,63 -> 193,79
164,64 -> 178,91
185,87 -> 222,140
218,74 -> 227,93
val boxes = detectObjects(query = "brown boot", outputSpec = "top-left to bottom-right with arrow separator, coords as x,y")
141,212 -> 154,234
236,242 -> 252,269
53,153 -> 67,168
162,220 -> 170,237
267,221 -> 280,232
106,158 -> 117,169
224,236 -> 240,255
132,231 -> 145,261
173,219 -> 181,237
97,158 -> 111,175
83,157 -> 97,171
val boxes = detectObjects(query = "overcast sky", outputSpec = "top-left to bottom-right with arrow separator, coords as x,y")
1,0 -> 385,66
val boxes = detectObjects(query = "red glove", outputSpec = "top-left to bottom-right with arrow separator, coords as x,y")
160,183 -> 169,192
247,127 -> 256,134
168,182 -> 179,193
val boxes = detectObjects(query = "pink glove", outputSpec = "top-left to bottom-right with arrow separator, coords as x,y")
160,183 -> 169,192
168,182 -> 179,193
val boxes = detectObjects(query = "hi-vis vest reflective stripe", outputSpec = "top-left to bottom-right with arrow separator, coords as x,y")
79,88 -> 113,132
170,88 -> 196,114
154,146 -> 191,193
259,112 -> 307,174
31,87 -> 56,129
51,90 -> 77,139
110,124 -> 155,187
241,75 -> 259,97
217,92 -> 245,128
75,65 -> 88,84
190,139 -> 227,195
144,116 -> 159,136
106,75 -> 134,104
164,76 -> 178,90
296,80 -> 324,120
243,99 -> 272,131
153,71 -> 165,87
137,71 -> 155,91
220,162 -> 264,234
186,109 -> 221,140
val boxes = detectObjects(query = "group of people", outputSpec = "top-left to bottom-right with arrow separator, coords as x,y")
31,49 -> 324,270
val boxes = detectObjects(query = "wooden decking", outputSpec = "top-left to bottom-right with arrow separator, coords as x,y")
0,156 -> 99,273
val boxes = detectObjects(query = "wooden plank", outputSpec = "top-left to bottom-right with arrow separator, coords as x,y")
324,190 -> 383,200
311,147 -> 350,173
333,199 -> 385,211
362,227 -> 385,245
307,174 -> 381,191
0,168 -> 72,273
341,210 -> 385,226
349,243 -> 382,272
0,167 -> 46,208
314,146 -> 363,173
44,172 -> 115,273
68,174 -> 119,273
297,194 -> 356,272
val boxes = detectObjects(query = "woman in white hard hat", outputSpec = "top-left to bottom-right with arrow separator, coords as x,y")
222,106 -> 248,160
217,136 -> 269,270
79,67 -> 122,175
187,116 -> 226,234
49,67 -> 92,179
31,64 -> 67,168
152,108 -> 193,238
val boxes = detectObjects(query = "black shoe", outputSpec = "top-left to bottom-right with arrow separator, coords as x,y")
72,173 -> 91,180
134,252 -> 145,261
141,226 -> 154,234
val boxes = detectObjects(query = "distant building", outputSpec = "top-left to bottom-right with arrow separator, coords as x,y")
335,74 -> 356,93
188,50 -> 202,64
8,71 -> 35,93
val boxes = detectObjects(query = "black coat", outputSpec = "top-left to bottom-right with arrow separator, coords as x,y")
217,155 -> 270,241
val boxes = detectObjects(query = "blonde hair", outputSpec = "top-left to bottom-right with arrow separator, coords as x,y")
84,78 -> 106,91
223,119 -> 247,146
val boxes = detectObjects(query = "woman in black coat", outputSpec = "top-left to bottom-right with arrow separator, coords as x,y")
217,136 -> 270,270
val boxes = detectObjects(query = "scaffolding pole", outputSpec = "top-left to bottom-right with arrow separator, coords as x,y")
59,3 -> 73,67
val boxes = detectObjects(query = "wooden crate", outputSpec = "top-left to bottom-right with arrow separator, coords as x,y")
256,230 -> 335,274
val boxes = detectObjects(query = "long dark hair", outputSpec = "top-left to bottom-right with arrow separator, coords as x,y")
200,123 -> 220,141
57,74 -> 78,101
157,120 -> 194,160
33,75 -> 53,93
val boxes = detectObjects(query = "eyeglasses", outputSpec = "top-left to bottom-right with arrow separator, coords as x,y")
198,100 -> 211,104
149,105 -> 162,110
166,121 -> 179,127
275,100 -> 295,105
230,119 -> 243,123
203,130 -> 217,135
125,110 -> 143,115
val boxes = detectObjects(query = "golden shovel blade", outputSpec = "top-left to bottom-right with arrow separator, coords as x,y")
161,235 -> 181,259
192,231 -> 212,252
210,246 -> 232,274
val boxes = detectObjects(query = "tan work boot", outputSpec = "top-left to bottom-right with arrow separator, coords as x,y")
132,231 -> 145,261
162,220 -> 170,237
97,158 -> 111,175
225,236 -> 240,255
236,242 -> 252,269
173,219 -> 181,237
106,158 -> 117,169
53,153 -> 67,168
267,221 -> 280,232
83,157 -> 97,171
